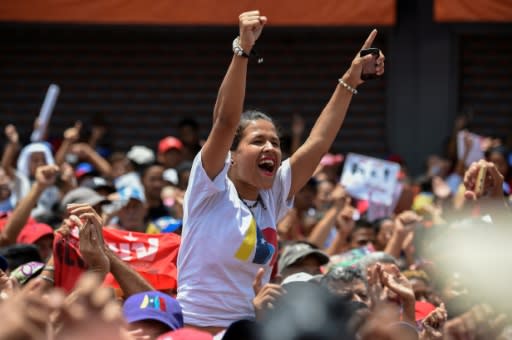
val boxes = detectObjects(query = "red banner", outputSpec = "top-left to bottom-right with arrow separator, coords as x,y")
53,228 -> 180,293
0,0 -> 396,26
434,0 -> 512,22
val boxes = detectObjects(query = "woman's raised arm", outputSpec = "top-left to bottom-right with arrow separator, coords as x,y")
288,30 -> 385,199
201,11 -> 267,180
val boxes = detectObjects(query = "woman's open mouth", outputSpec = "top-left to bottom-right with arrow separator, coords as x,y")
258,158 -> 276,176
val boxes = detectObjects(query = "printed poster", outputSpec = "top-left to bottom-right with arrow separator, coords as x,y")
340,153 -> 400,206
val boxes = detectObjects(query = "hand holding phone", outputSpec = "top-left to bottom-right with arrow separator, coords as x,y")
464,160 -> 505,200
360,47 -> 381,81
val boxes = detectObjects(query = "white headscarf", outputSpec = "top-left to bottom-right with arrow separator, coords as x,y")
16,142 -> 55,178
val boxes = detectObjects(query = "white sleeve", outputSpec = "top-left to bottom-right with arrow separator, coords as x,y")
185,151 -> 231,211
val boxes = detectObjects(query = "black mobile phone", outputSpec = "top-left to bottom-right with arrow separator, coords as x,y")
360,47 -> 381,81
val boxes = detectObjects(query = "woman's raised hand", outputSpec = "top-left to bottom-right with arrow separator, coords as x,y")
342,29 -> 385,88
239,10 -> 267,53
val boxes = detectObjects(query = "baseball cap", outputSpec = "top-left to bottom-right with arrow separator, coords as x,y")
320,153 -> 344,166
278,243 -> 329,274
163,168 -> 178,186
157,328 -> 213,340
0,213 -> 37,230
114,173 -> 143,191
149,216 -> 182,234
0,244 -> 42,271
387,153 -> 404,165
81,176 -> 116,194
123,291 -> 183,331
0,255 -> 8,271
127,145 -> 155,165
415,301 -> 436,321
281,272 -> 315,285
17,222 -> 54,244
75,162 -> 96,179
356,200 -> 368,215
61,187 -> 110,212
118,186 -> 146,204
158,137 -> 183,154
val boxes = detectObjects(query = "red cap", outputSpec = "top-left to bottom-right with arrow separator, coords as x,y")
75,162 -> 94,179
157,328 -> 213,340
357,199 -> 369,214
415,301 -> 436,321
387,153 -> 404,165
17,222 -> 54,244
158,137 -> 183,154
0,214 -> 37,230
320,153 -> 344,166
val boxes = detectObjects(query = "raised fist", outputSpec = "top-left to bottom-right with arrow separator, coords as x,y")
35,164 -> 60,188
239,10 -> 267,53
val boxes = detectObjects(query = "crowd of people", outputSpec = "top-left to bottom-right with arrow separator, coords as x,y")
1,10 -> 511,340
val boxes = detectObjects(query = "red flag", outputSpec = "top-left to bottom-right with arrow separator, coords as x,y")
53,228 -> 180,292
53,228 -> 84,292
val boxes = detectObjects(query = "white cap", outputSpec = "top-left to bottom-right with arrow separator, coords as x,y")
127,145 -> 155,165
163,168 -> 179,185
281,272 -> 315,286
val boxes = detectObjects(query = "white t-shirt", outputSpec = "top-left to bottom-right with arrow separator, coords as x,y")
177,151 -> 293,327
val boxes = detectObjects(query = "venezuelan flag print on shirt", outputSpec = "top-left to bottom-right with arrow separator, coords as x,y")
234,216 -> 277,266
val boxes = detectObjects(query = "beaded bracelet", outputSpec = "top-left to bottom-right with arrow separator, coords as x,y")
40,275 -> 55,285
338,78 -> 358,95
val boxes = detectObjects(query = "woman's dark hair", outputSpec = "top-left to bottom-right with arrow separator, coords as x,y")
231,110 -> 278,151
